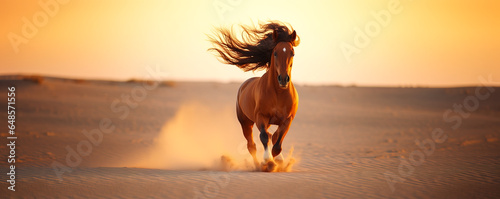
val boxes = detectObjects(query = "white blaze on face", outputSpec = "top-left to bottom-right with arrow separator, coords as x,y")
283,47 -> 286,52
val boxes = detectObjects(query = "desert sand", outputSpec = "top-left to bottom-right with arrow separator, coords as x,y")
1,76 -> 499,198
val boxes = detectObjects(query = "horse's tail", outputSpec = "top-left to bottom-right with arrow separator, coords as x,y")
207,21 -> 299,72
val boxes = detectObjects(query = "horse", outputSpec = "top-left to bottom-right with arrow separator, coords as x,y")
208,21 -> 300,171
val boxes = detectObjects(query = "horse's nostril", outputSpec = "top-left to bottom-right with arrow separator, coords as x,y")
277,75 -> 282,82
285,76 -> 290,83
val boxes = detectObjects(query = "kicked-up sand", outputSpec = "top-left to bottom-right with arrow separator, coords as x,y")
0,75 -> 499,198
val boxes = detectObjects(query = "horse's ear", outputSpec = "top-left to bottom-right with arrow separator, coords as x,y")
290,30 -> 297,43
273,29 -> 279,42
290,30 -> 299,46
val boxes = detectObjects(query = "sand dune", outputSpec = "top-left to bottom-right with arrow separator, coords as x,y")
1,76 -> 499,198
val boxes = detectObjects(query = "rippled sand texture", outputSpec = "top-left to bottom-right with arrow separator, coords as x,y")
1,77 -> 499,198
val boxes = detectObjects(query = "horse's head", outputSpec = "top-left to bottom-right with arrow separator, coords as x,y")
272,29 -> 297,89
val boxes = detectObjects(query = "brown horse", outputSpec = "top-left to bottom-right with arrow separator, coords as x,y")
208,21 -> 300,171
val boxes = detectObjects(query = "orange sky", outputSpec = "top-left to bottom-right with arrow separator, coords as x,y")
1,0 -> 499,86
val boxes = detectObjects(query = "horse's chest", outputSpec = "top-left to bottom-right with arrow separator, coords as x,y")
269,107 -> 288,125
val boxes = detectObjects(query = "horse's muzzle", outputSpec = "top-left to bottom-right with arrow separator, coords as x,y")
277,75 -> 290,88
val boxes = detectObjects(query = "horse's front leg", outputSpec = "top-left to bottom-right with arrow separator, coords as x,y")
272,118 -> 292,164
256,114 -> 276,171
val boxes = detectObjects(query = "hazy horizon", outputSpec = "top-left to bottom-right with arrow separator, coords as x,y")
1,0 -> 499,86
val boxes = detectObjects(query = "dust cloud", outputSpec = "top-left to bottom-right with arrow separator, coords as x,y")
126,102 -> 298,172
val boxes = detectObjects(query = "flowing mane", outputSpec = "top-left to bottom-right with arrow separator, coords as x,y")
208,21 -> 300,72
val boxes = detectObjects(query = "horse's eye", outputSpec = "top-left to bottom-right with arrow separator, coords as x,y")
274,52 -> 277,57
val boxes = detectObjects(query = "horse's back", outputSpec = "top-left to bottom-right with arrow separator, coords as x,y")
238,77 -> 259,93
236,77 -> 260,121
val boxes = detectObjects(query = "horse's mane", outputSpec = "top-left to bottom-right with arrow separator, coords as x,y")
208,21 -> 300,72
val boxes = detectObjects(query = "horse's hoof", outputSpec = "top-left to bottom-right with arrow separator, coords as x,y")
262,160 -> 277,172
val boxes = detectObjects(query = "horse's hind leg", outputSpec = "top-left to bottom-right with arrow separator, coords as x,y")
236,105 -> 258,169
241,123 -> 259,169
